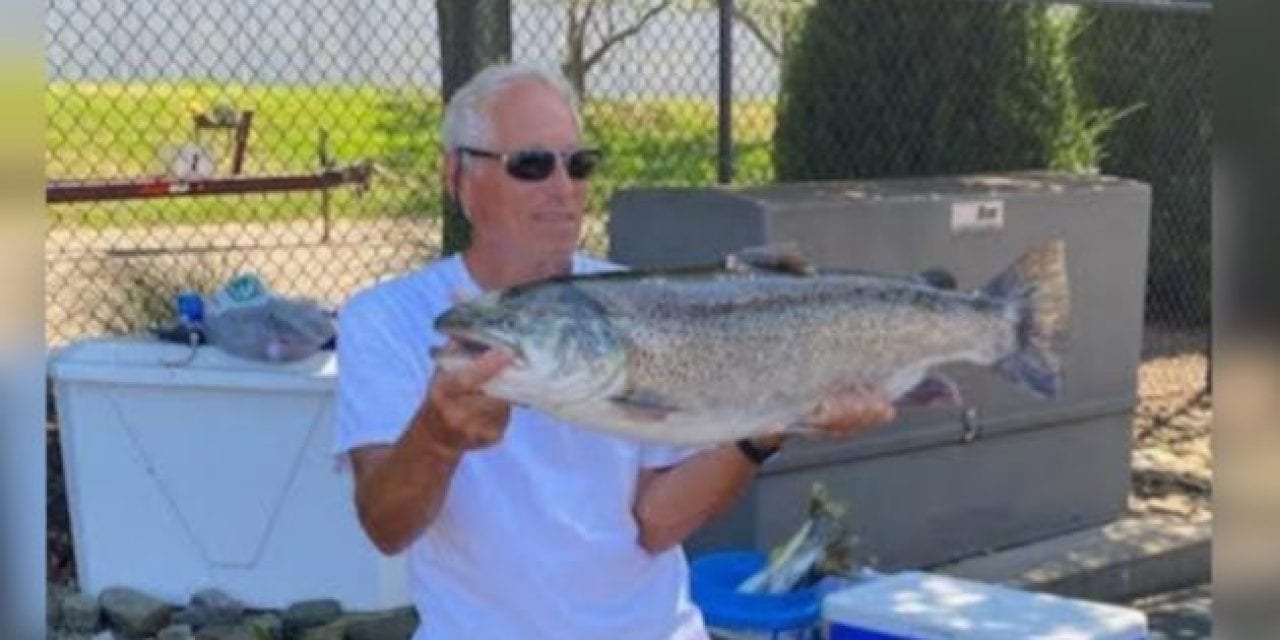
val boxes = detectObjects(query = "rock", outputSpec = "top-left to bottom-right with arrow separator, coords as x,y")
297,614 -> 378,640
190,589 -> 246,627
283,599 -> 342,635
194,624 -> 258,640
158,624 -> 197,640
1148,494 -> 1196,517
243,612 -> 283,640
48,632 -> 102,640
345,607 -> 419,640
171,606 -> 209,629
99,586 -> 172,638
48,582 -> 74,628
61,591 -> 102,633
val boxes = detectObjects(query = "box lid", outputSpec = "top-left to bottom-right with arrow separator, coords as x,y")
48,336 -> 336,392
822,572 -> 1147,640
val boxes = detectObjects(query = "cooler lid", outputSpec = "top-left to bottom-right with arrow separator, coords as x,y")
822,571 -> 1148,639
48,336 -> 336,392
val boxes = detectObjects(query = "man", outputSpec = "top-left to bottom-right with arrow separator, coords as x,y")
332,62 -> 896,640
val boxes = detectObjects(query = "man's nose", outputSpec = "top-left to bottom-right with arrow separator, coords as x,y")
543,157 -> 576,196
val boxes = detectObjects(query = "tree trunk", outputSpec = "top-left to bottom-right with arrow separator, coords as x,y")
562,50 -> 588,99
562,2 -> 589,99
436,0 -> 512,254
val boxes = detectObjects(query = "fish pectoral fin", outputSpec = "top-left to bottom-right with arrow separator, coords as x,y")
608,387 -> 681,421
724,243 -> 816,276
895,373 -> 963,408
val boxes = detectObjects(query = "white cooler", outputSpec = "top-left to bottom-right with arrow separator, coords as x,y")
48,337 -> 409,611
822,572 -> 1148,640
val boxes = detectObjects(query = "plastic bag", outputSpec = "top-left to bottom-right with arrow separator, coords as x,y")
202,273 -> 336,363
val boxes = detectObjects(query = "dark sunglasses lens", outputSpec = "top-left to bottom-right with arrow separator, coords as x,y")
506,150 -> 556,181
567,150 -> 601,179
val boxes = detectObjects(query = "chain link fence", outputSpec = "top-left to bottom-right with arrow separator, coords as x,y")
45,0 -> 1209,410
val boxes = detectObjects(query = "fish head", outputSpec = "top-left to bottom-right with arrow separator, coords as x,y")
432,283 -> 626,406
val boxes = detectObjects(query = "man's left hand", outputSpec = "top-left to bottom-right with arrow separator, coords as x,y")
750,386 -> 897,451
805,385 -> 896,439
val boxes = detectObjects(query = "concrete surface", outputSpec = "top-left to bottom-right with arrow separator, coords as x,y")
936,513 -> 1211,604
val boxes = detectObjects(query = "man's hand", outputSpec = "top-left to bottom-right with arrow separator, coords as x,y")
804,385 -> 897,439
420,345 -> 514,456
349,344 -> 513,555
750,385 -> 897,450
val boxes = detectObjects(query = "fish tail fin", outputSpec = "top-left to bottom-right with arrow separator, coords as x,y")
982,238 -> 1070,399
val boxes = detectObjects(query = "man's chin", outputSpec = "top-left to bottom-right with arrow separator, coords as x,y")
537,227 -> 584,254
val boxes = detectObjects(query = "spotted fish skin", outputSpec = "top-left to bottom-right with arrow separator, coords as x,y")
433,239 -> 1069,445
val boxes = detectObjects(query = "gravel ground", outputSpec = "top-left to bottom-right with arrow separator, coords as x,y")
1127,347 -> 1211,524
1124,336 -> 1212,639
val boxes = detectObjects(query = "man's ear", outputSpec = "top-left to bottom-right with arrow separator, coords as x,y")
444,152 -> 473,222
443,151 -> 460,199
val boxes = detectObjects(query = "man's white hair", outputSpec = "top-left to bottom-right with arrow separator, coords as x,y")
441,62 -> 583,153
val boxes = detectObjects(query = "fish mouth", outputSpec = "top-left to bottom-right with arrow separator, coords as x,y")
431,329 -> 523,365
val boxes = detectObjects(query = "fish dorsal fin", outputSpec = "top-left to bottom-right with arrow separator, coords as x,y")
724,243 -> 816,276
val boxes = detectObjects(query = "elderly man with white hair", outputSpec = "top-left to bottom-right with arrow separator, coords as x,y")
332,62 -> 895,640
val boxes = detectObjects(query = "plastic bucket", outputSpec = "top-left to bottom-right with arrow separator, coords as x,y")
690,551 -> 824,640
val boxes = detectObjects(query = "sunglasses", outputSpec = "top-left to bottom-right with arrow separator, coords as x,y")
457,146 -> 602,181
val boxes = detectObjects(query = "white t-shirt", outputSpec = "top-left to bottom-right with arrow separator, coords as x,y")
332,252 -> 710,640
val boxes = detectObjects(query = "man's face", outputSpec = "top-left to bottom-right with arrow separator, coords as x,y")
457,81 -> 590,261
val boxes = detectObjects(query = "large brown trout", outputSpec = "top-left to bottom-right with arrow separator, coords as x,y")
431,239 -> 1069,445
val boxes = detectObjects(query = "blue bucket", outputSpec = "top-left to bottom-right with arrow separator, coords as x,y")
690,551 -> 824,638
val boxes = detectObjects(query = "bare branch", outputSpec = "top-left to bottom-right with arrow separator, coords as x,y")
583,0 -> 599,34
567,0 -> 584,44
732,5 -> 782,59
583,0 -> 673,72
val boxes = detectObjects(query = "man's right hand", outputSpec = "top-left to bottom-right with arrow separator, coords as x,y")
419,345 -> 514,457
349,344 -> 513,555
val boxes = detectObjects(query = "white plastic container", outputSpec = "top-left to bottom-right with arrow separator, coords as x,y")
822,572 -> 1148,640
49,337 -> 409,610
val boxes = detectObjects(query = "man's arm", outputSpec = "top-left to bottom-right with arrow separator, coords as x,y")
632,438 -> 775,554
632,388 -> 896,554
349,350 -> 511,555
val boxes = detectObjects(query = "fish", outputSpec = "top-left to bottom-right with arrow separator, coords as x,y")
430,238 -> 1069,446
737,482 -> 858,595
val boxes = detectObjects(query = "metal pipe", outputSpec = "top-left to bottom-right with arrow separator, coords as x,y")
231,111 -> 253,175
717,0 -> 734,184
46,164 -> 372,204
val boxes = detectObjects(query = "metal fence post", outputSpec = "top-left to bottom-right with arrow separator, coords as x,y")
717,0 -> 734,185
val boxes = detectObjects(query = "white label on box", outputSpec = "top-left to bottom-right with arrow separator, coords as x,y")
951,200 -> 1004,233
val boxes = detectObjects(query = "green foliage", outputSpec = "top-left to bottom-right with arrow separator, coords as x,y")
1074,7 -> 1211,328
774,0 -> 1115,180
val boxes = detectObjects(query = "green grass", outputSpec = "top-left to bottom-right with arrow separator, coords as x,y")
47,81 -> 776,229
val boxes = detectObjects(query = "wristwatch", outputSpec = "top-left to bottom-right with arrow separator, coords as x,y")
736,438 -> 781,466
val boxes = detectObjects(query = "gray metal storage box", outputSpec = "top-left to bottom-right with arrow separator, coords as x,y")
606,171 -> 1151,569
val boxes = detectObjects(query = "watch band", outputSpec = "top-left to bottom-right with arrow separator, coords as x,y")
736,438 -> 780,465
